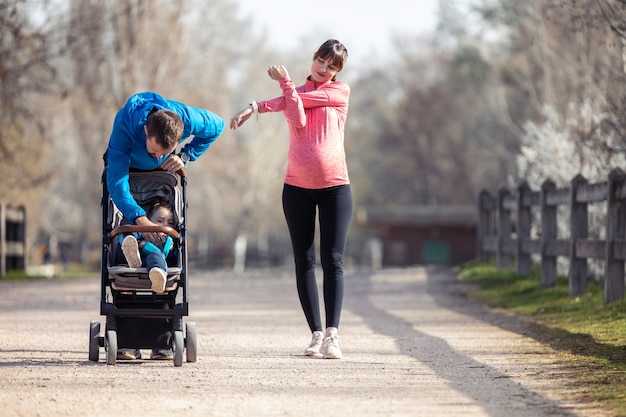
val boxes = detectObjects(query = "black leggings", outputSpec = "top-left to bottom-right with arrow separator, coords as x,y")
282,183 -> 353,332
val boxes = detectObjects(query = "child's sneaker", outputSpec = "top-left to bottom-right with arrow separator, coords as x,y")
149,267 -> 167,293
304,331 -> 324,356
122,235 -> 142,268
322,329 -> 343,359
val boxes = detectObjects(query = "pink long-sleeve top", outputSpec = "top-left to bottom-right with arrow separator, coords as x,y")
258,76 -> 350,189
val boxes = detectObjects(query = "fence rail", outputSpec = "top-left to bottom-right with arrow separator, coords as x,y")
1,203 -> 26,276
477,167 -> 626,303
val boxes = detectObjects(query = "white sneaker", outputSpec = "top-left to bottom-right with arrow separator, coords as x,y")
304,331 -> 324,356
149,267 -> 167,293
322,329 -> 343,359
122,235 -> 142,268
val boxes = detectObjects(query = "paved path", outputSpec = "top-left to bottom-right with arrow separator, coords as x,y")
0,266 -> 608,416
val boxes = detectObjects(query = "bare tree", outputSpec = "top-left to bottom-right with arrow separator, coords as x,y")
0,0 -> 57,194
475,0 -> 625,175
347,31 -> 518,209
0,0 -> 62,263
31,0 -> 197,265
593,1 -> 626,151
34,0 -> 296,269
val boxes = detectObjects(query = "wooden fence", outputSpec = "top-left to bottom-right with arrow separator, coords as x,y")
0,203 -> 26,276
477,167 -> 626,304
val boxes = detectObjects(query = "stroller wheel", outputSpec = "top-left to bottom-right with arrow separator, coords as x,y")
173,330 -> 184,367
185,322 -> 197,363
105,330 -> 118,366
89,321 -> 100,362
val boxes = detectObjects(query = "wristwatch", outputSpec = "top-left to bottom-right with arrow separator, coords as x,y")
178,151 -> 190,164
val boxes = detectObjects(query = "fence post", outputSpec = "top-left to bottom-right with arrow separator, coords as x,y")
477,190 -> 493,262
497,188 -> 512,269
15,205 -> 26,270
541,179 -> 557,286
0,202 -> 5,276
0,203 -> 26,276
569,174 -> 588,296
605,168 -> 626,303
516,181 -> 532,275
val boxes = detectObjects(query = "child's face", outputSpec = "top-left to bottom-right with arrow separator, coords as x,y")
150,206 -> 175,227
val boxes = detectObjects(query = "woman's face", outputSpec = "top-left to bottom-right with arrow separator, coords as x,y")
310,57 -> 340,83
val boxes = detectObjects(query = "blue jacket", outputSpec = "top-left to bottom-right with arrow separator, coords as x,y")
106,92 -> 225,221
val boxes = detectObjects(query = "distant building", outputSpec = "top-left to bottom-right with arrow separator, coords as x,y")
357,206 -> 477,266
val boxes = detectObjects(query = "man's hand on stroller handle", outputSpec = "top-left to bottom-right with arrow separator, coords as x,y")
135,216 -> 168,244
159,153 -> 185,173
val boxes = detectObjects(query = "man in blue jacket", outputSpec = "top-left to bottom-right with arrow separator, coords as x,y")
105,92 -> 225,361
107,91 -> 224,238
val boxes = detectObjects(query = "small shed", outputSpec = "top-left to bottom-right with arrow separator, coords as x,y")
357,205 -> 477,266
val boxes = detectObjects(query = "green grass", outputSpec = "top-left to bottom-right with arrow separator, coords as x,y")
1,263 -> 98,280
1,269 -> 49,280
459,262 -> 626,416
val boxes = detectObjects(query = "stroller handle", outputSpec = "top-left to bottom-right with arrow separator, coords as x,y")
109,225 -> 179,239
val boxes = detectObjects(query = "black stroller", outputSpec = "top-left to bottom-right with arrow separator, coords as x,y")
89,168 -> 197,366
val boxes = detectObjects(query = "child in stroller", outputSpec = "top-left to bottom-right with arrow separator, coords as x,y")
121,199 -> 176,294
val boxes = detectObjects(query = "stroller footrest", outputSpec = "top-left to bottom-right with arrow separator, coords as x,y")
101,302 -> 188,317
107,266 -> 181,291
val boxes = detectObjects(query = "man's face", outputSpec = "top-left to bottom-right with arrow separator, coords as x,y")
145,135 -> 174,159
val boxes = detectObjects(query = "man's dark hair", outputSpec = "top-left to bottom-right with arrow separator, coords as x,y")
146,109 -> 184,150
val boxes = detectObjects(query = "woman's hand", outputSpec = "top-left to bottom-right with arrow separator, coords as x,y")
267,65 -> 289,81
230,65 -> 289,130
229,106 -> 254,130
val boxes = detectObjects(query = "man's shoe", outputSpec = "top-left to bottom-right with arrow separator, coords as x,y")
322,331 -> 343,359
122,235 -> 142,268
150,349 -> 174,360
117,348 -> 142,360
304,331 -> 324,356
149,267 -> 167,293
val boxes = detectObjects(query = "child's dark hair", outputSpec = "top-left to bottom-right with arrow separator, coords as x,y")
147,200 -> 173,218
313,39 -> 348,79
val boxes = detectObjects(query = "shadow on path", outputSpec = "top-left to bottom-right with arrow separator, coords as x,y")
344,266 -> 579,417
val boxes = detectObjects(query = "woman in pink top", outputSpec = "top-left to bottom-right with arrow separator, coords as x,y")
230,39 -> 351,359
